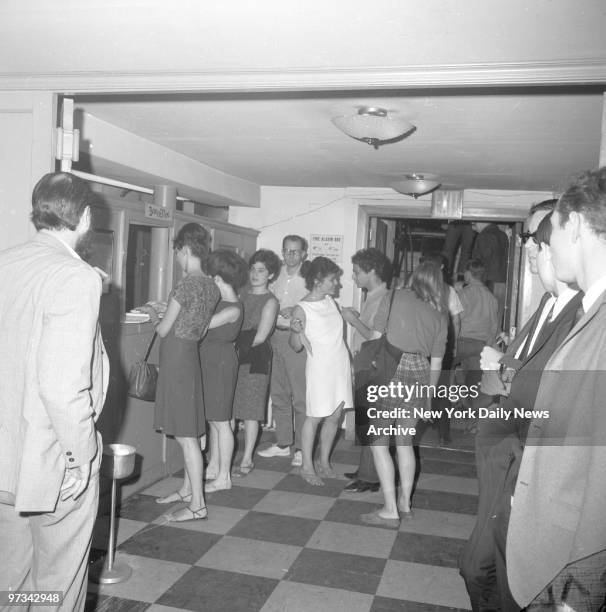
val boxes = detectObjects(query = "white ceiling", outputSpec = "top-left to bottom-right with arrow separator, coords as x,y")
75,90 -> 604,192
2,0 -> 606,198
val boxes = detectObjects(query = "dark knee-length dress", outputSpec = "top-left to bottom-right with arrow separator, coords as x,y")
232,290 -> 278,421
154,274 -> 220,437
199,300 -> 243,422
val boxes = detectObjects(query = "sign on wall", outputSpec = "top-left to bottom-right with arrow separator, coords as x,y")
309,234 -> 343,263
145,202 -> 173,222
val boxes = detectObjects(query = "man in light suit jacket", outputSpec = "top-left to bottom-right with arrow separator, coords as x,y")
0,172 -> 109,612
506,167 -> 606,610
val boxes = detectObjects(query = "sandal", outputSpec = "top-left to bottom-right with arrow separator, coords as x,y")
232,463 -> 254,478
166,506 -> 208,522
155,491 -> 192,505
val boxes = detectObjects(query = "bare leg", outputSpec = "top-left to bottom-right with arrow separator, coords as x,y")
206,422 -> 219,480
370,444 -> 399,518
396,444 -> 415,513
206,420 -> 234,492
301,415 -> 323,486
317,403 -> 343,477
167,436 -> 207,520
239,419 -> 258,469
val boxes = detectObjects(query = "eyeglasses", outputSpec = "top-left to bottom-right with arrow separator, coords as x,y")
518,230 -> 538,245
283,249 -> 302,255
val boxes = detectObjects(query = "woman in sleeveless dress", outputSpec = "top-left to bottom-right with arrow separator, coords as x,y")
138,223 -> 220,522
232,249 -> 280,476
290,257 -> 353,486
200,249 -> 248,493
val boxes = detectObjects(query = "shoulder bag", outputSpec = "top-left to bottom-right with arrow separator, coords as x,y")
128,333 -> 158,401
353,290 -> 403,389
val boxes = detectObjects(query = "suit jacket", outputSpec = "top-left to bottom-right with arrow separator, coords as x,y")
507,289 -> 606,606
0,232 -> 109,512
472,224 -> 509,283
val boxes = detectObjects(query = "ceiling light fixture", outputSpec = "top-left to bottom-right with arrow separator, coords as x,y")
331,106 -> 415,149
391,173 -> 441,199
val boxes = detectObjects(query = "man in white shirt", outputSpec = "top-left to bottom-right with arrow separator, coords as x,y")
341,248 -> 391,493
258,235 -> 308,465
506,168 -> 606,610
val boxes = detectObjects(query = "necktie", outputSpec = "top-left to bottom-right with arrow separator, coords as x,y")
519,297 -> 552,361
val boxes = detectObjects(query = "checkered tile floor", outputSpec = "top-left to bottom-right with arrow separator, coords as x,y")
86,428 -> 477,612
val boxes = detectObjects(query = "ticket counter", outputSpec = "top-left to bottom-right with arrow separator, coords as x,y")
89,185 -> 257,499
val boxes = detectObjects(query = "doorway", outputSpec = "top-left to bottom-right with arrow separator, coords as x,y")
367,216 -> 523,335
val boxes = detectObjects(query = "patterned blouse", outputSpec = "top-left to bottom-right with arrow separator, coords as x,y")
170,274 -> 220,340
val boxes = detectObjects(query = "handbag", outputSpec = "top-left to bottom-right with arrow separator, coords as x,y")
128,333 -> 158,401
353,290 -> 403,389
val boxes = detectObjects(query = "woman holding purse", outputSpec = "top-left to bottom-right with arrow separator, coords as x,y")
361,261 -> 447,528
138,223 -> 220,522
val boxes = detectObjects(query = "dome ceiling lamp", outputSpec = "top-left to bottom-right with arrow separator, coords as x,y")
390,173 -> 441,199
331,106 -> 415,149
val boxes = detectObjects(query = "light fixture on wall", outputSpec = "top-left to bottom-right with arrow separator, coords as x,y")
331,106 -> 415,149
390,173 -> 441,199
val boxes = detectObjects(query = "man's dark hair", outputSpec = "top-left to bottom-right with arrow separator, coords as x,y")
466,258 -> 486,281
31,172 -> 94,231
282,235 -> 308,252
351,248 -> 392,282
249,249 -> 282,282
303,256 -> 342,291
208,249 -> 249,291
556,167 -> 606,236
535,210 -> 553,249
529,198 -> 558,217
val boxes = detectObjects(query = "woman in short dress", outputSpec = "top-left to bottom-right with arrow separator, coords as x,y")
140,223 -> 220,522
361,261 -> 447,528
289,257 -> 353,486
232,249 -> 280,476
200,249 -> 248,493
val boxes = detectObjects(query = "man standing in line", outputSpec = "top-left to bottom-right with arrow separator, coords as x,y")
455,258 -> 499,421
460,200 -> 584,610
258,235 -> 308,466
0,172 -> 109,611
472,221 -> 509,326
341,248 -> 391,493
506,169 -> 606,610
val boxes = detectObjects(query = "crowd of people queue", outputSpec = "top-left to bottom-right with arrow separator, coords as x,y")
1,169 -> 605,611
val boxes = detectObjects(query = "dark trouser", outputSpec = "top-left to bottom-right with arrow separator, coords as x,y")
442,221 -> 475,279
459,418 -> 519,611
353,384 -> 379,484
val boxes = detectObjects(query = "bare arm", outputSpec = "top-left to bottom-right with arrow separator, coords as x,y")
289,305 -> 306,352
252,296 -> 279,346
154,297 -> 181,338
208,305 -> 240,330
341,307 -> 377,342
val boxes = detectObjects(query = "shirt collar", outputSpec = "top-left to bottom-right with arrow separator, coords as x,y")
40,229 -> 81,260
582,273 -> 606,313
366,282 -> 387,299
552,287 -> 578,319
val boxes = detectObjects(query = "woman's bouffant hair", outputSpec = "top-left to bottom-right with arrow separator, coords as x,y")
173,223 -> 212,267
208,249 -> 249,291
249,249 -> 282,282
302,256 -> 342,291
410,260 -> 445,312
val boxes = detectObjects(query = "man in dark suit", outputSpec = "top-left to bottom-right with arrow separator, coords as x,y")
459,199 -> 583,611
506,168 -> 606,611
